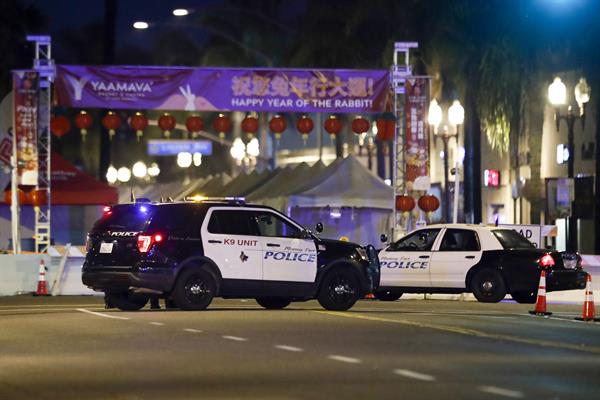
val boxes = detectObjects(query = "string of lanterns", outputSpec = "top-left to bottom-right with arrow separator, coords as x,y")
50,111 -> 397,143
396,193 -> 441,222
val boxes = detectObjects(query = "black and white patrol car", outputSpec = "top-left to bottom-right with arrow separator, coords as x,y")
375,224 -> 587,303
82,198 -> 379,311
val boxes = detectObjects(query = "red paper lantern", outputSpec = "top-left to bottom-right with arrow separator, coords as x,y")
130,112 -> 148,142
351,116 -> 370,135
50,115 -> 70,138
4,189 -> 29,205
102,111 -> 121,140
213,113 -> 231,139
269,115 -> 287,141
324,115 -> 342,141
418,195 -> 440,213
185,115 -> 204,138
296,115 -> 314,144
74,111 -> 93,141
395,195 -> 416,213
376,118 -> 395,141
241,114 -> 259,138
158,113 -> 176,139
29,189 -> 48,207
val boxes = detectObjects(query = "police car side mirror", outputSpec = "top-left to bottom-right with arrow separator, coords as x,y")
380,234 -> 388,243
315,222 -> 323,233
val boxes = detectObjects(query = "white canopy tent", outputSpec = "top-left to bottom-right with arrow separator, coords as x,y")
288,155 -> 393,246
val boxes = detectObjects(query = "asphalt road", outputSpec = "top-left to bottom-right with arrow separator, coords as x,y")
1,296 -> 599,400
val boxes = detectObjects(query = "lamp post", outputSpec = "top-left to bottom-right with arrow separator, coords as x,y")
428,99 -> 463,223
448,100 -> 465,223
548,76 -> 591,252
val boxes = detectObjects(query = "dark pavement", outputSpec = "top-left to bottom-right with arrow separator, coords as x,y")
1,296 -> 599,399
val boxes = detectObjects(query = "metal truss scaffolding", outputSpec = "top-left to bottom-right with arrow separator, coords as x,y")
391,42 -> 417,239
27,35 -> 54,253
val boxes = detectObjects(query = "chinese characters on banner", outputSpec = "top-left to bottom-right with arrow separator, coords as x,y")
405,77 -> 430,191
13,71 -> 39,186
54,66 -> 389,113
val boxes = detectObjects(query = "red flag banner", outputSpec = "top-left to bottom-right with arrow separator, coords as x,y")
13,70 -> 39,186
405,77 -> 430,191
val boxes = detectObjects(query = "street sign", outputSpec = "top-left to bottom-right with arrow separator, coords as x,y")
147,140 -> 212,156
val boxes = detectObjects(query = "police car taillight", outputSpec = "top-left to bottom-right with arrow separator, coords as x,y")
137,233 -> 163,253
539,253 -> 555,268
103,205 -> 112,216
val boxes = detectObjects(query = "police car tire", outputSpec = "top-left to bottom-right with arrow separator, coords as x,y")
173,268 -> 216,311
375,290 -> 403,302
255,297 -> 292,310
510,291 -> 537,304
471,268 -> 507,303
107,293 -> 149,311
317,269 -> 360,311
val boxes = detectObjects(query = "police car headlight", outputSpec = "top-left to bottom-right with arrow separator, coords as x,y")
356,247 -> 368,261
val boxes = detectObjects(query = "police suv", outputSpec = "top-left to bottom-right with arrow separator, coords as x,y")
375,224 -> 587,303
82,198 -> 379,311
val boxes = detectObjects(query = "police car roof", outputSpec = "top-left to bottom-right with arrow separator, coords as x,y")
419,223 -> 502,231
118,200 -> 271,209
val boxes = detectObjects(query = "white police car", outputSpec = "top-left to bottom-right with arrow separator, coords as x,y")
83,198 -> 379,311
375,224 -> 587,303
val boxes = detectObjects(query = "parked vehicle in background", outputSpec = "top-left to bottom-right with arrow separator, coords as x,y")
375,224 -> 587,303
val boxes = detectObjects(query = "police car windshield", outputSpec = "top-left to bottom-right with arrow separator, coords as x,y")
492,229 -> 536,249
91,204 -> 153,233
393,229 -> 440,251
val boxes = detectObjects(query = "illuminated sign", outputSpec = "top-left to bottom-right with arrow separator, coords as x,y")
147,140 -> 212,156
484,169 -> 500,187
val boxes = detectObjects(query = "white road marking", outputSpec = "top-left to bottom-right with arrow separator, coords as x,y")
275,345 -> 303,352
0,303 -> 101,309
479,386 -> 524,398
76,308 -> 130,320
222,335 -> 248,342
393,369 -> 436,381
184,328 -> 203,333
327,355 -> 361,364
149,322 -> 164,326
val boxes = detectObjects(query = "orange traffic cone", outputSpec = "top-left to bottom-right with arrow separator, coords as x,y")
33,259 -> 50,296
576,274 -> 600,322
529,269 -> 552,316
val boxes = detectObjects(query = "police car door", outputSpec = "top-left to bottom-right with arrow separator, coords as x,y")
252,210 -> 317,283
202,208 -> 262,280
429,228 -> 482,287
378,228 -> 441,287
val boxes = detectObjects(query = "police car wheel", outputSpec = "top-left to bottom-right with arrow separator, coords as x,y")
471,269 -> 507,303
255,297 -> 292,310
510,290 -> 537,304
107,293 -> 149,311
318,269 -> 360,311
173,269 -> 216,311
375,290 -> 403,301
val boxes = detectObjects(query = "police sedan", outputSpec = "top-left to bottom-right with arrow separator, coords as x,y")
375,224 -> 587,303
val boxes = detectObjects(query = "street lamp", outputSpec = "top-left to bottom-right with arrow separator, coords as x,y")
172,9 -> 190,16
548,76 -> 591,252
428,99 -> 463,223
448,100 -> 465,223
132,21 -> 149,30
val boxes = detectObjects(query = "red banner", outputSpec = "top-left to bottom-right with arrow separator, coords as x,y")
13,71 -> 39,186
405,77 -> 430,191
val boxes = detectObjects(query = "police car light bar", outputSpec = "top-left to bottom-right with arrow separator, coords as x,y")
184,196 -> 246,205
